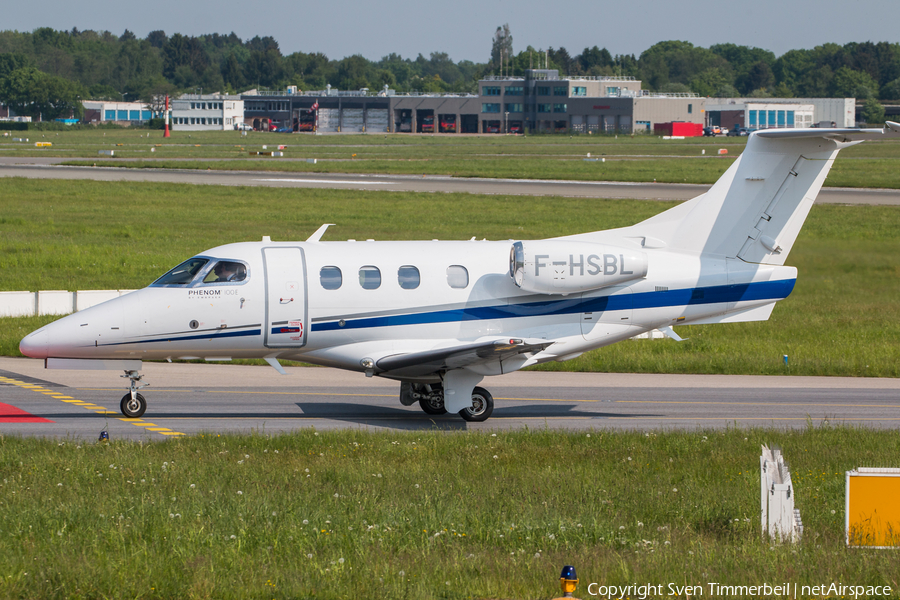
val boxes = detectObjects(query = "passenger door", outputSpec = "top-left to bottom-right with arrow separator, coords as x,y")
262,247 -> 308,348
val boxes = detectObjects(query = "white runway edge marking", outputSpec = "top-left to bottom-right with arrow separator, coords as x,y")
253,178 -> 396,185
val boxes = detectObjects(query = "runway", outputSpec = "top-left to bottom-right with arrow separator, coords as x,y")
1,158 -> 898,204
1,358 -> 898,439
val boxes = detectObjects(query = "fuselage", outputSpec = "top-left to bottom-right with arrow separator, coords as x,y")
20,237 -> 796,379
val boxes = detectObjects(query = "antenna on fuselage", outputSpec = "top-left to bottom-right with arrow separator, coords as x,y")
306,223 -> 335,243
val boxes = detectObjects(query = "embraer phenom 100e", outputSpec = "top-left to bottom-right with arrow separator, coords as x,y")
20,123 -> 900,422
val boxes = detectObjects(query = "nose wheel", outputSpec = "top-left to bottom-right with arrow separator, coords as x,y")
120,370 -> 149,418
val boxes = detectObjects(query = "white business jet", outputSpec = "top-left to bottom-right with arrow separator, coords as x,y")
20,123 -> 900,422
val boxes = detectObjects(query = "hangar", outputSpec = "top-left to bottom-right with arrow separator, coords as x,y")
705,98 -> 856,130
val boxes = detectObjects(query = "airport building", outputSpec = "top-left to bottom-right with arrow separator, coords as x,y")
171,94 -> 244,131
82,101 -> 154,125
705,98 -> 856,130
239,70 -> 705,135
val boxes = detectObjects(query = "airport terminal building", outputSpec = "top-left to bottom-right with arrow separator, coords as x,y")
238,70 -> 705,135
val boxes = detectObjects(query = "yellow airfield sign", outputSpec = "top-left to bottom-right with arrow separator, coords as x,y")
846,468 -> 900,548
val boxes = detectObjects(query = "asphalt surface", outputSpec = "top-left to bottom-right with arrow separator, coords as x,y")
0,158 -> 898,204
1,358 -> 898,439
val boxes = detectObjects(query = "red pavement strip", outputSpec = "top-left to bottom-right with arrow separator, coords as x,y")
0,402 -> 53,423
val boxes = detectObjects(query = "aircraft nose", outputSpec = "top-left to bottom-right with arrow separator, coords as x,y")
19,328 -> 50,359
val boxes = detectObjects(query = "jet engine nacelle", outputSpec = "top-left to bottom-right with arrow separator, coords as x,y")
510,241 -> 648,294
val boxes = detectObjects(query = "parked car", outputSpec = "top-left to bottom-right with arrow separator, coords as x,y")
726,126 -> 750,137
703,127 -> 716,137
234,123 -> 252,131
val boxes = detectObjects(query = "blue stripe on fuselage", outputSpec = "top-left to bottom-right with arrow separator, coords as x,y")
99,328 -> 262,348
312,279 -> 796,332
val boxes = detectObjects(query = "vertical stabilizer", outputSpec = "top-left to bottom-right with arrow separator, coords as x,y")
624,123 -> 900,263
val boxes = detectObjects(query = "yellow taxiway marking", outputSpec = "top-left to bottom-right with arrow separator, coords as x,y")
2,378 -> 186,437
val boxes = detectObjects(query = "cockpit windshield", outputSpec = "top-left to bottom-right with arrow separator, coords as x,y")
152,257 -> 209,286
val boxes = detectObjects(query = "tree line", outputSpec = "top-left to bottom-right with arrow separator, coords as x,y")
1,26 -> 899,121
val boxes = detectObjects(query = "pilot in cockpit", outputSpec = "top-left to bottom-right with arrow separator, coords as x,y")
212,261 -> 246,282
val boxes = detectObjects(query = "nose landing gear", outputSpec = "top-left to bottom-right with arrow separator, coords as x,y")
120,370 -> 148,418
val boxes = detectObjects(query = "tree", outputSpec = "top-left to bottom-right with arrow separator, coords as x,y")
335,55 -> 372,91
490,24 -> 512,72
0,66 -> 84,120
715,84 -> 740,98
743,61 -> 774,94
579,46 -> 613,72
772,82 -> 794,98
861,98 -> 885,124
0,53 -> 33,78
221,52 -> 245,90
547,47 -> 574,75
690,67 -> 731,96
147,30 -> 167,49
882,77 -> 900,100
639,40 -> 729,91
831,66 -> 879,98
710,43 -> 775,94
797,65 -> 833,97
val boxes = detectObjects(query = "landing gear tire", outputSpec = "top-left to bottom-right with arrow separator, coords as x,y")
419,396 -> 447,415
120,393 -> 147,418
459,387 -> 493,422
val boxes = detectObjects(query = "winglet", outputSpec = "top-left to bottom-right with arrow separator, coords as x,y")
265,357 -> 287,375
658,326 -> 687,342
306,223 -> 335,243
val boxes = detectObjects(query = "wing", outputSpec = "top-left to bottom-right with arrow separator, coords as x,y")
375,338 -> 554,378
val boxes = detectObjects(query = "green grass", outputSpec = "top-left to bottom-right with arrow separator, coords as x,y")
2,178 -> 899,376
63,156 -> 740,185
3,129 -> 900,187
1,427 -> 898,599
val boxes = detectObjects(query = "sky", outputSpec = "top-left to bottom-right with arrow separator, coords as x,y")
5,0 -> 900,63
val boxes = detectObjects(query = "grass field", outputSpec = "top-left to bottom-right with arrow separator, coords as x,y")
2,129 -> 899,187
1,427 -> 898,600
2,178 -> 898,376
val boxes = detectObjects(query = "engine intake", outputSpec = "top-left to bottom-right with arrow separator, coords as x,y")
510,241 -> 648,294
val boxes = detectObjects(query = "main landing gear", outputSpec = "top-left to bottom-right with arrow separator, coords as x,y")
402,383 -> 494,422
120,370 -> 148,418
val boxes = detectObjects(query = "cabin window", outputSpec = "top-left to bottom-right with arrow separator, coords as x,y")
359,266 -> 381,290
152,257 -> 209,286
446,265 -> 469,289
398,266 -> 420,289
320,266 -> 342,290
202,261 -> 247,283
